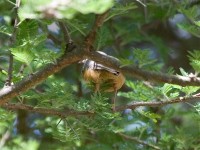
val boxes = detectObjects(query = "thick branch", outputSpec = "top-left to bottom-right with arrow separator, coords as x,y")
0,49 -> 83,105
84,11 -> 109,52
119,133 -> 160,150
1,51 -> 200,105
3,103 -> 93,117
115,95 -> 200,111
85,51 -> 200,86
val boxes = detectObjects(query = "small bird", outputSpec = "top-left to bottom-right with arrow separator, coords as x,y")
81,51 -> 125,111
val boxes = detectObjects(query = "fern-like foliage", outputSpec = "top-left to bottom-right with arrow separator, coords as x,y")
29,77 -> 77,109
177,6 -> 200,38
0,25 -> 12,37
106,3 -> 137,21
188,50 -> 200,73
120,49 -> 161,71
119,80 -> 161,101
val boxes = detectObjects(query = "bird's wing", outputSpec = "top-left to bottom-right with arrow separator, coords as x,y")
95,63 -> 119,75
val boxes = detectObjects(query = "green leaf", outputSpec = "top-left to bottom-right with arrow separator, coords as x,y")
11,45 -> 35,65
179,6 -> 199,21
32,77 -> 77,109
179,67 -> 188,76
119,80 -> 161,101
95,26 -> 112,50
194,102 -> 200,114
69,0 -> 114,14
133,49 -> 157,69
106,3 -> 137,21
140,110 -> 161,123
181,86 -> 200,96
31,33 -> 47,46
177,23 -> 200,38
0,25 -> 12,37
188,50 -> 200,73
119,58 -> 134,67
19,0 -> 114,20
161,83 -> 181,98
17,19 -> 38,41
194,21 -> 200,27
66,20 -> 86,36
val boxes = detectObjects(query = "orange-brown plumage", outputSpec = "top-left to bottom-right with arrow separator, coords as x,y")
83,68 -> 125,92
81,51 -> 125,111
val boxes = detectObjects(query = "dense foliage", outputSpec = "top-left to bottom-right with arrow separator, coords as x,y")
0,0 -> 200,149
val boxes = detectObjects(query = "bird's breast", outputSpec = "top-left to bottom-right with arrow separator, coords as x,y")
83,69 -> 100,83
83,69 -> 125,92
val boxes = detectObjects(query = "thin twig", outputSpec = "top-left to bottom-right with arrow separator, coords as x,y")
84,11 -> 109,52
47,33 -> 62,45
143,0 -> 147,22
115,95 -> 200,111
64,119 -> 80,140
58,21 -> 76,53
136,0 -> 147,7
17,64 -> 26,76
7,0 -> 21,86
6,0 -> 16,5
0,130 -> 10,149
7,54 -> 13,86
118,133 -> 160,150
3,103 -> 93,117
58,21 -> 72,43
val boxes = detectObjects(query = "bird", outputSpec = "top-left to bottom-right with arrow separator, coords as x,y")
81,51 -> 125,111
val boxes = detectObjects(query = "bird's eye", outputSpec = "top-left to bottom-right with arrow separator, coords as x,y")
114,71 -> 120,76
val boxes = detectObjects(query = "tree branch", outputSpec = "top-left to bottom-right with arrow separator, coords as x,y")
58,21 -> 72,43
1,51 -> 200,106
118,133 -> 160,150
47,33 -> 62,45
84,11 -> 109,52
85,51 -> 200,86
7,0 -> 21,86
115,95 -> 200,111
0,49 -> 83,105
2,96 -> 199,118
3,103 -> 93,117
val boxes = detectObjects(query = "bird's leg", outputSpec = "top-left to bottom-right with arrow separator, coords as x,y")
94,83 -> 100,93
112,89 -> 117,112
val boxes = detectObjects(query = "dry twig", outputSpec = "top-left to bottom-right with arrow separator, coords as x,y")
119,133 -> 160,150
